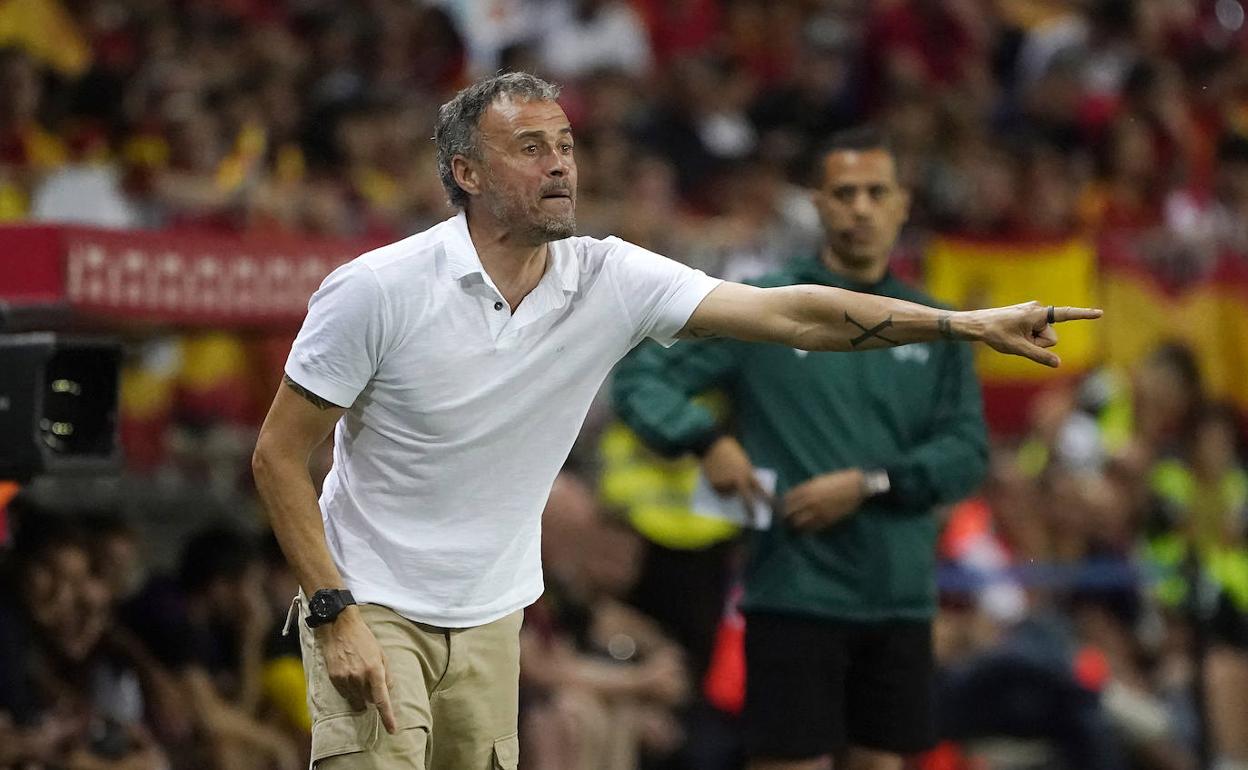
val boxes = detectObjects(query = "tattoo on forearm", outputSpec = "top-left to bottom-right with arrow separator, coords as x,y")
845,312 -> 899,347
283,374 -> 339,410
938,313 -> 957,341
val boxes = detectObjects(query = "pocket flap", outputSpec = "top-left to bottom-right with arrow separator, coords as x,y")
492,732 -> 520,769
311,711 -> 375,761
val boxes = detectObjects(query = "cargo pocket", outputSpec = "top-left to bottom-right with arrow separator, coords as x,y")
492,732 -> 519,770
311,711 -> 379,765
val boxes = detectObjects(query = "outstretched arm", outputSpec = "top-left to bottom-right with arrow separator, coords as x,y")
677,282 -> 1101,367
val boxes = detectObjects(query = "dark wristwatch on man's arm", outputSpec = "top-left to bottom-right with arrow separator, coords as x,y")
305,588 -> 356,628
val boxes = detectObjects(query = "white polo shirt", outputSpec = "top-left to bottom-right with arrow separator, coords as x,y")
285,212 -> 720,627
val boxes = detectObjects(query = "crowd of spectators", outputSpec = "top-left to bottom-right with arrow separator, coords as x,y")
2,0 -> 1248,769
0,0 -> 1244,272
931,342 -> 1248,770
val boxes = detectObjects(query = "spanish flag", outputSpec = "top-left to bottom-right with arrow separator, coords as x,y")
925,235 -> 1099,433
1099,237 -> 1248,414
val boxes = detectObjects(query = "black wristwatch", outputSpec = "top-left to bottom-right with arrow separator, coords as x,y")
305,588 -> 356,628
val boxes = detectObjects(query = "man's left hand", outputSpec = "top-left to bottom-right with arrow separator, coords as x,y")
784,469 -> 866,531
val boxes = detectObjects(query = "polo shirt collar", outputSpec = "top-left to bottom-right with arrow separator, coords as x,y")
444,211 -> 483,281
444,211 -> 578,294
551,246 -> 579,294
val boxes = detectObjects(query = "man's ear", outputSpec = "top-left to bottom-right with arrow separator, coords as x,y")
452,155 -> 481,198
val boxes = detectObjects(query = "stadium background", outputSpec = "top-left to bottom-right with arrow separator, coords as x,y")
1,0 -> 1247,768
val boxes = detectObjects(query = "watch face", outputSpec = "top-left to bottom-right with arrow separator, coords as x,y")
312,594 -> 333,617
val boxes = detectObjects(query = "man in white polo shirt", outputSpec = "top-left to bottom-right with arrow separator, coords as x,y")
251,72 -> 1099,770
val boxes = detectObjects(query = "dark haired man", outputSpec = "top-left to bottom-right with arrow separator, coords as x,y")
253,74 -> 1098,769
615,128 -> 987,770
121,526 -> 299,770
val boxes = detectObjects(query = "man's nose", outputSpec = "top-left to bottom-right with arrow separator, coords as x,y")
547,150 -> 571,177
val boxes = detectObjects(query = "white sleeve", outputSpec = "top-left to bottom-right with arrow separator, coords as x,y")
604,237 -> 722,348
284,262 -> 388,408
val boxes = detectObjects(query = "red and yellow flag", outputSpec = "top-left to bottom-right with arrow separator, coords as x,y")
1099,239 -> 1248,414
925,235 -> 1099,433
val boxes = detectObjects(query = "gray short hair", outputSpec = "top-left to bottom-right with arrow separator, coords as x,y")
434,72 -> 562,209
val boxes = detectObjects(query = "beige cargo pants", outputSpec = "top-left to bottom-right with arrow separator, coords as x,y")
296,598 -> 522,770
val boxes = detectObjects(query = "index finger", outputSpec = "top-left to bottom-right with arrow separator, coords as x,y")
368,668 -> 398,734
1051,307 -> 1103,323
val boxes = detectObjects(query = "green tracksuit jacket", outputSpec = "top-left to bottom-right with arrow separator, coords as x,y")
611,256 -> 989,621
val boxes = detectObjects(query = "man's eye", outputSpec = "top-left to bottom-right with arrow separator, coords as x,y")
523,145 -> 538,155
560,144 -> 574,154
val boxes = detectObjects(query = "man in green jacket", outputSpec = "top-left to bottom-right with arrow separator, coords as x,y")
613,128 -> 989,770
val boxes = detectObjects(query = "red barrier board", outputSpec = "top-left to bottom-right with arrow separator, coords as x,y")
0,225 -> 382,327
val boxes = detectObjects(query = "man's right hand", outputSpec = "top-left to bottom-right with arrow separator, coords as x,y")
318,607 -> 398,734
960,302 -> 1102,368
701,436 -> 763,509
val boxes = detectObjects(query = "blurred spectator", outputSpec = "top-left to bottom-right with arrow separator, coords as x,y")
0,46 -> 65,220
537,0 -> 653,79
1081,116 -> 1167,231
1167,132 -> 1248,258
0,516 -> 170,770
84,517 -> 146,606
120,526 -> 299,770
862,0 -> 989,111
29,124 -> 140,227
596,415 -> 738,685
748,30 -> 857,179
1152,403 -> 1248,553
1040,343 -> 1206,478
633,0 -> 721,67
638,56 -> 758,204
1145,401 -> 1248,770
521,473 -> 691,770
933,610 -> 1128,770
614,128 -> 988,770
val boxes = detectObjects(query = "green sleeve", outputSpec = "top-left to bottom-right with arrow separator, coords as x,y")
883,342 -> 988,509
610,338 -> 739,458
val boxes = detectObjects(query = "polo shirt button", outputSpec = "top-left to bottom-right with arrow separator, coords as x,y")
494,301 -> 504,311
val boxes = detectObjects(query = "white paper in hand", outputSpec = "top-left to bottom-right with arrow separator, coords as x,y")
691,467 -> 778,530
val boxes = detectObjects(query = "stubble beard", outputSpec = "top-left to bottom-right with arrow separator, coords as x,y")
484,185 -> 576,245
839,247 -> 881,268
832,231 -> 891,268
532,205 -> 576,242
